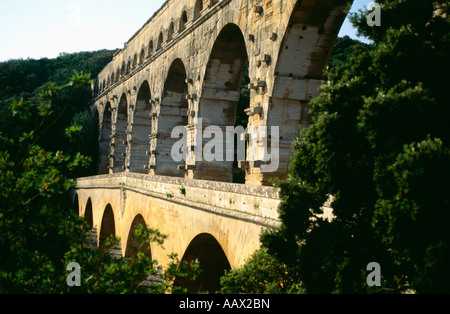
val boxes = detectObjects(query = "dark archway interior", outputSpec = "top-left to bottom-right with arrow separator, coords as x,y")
84,198 -> 94,230
125,215 -> 152,260
157,59 -> 189,177
267,0 -> 340,183
113,95 -> 128,173
197,23 -> 249,183
72,194 -> 79,217
84,199 -> 97,249
176,233 -> 231,294
194,0 -> 203,20
130,81 -> 152,173
99,102 -> 112,175
99,204 -> 115,249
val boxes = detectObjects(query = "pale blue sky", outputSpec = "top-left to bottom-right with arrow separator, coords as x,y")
0,0 -> 372,62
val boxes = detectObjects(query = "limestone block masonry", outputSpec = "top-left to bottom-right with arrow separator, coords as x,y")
92,0 -> 351,186
74,173 -> 282,291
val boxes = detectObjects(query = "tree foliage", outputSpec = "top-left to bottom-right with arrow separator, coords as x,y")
0,50 -> 116,103
219,249 -> 303,294
261,0 -> 450,294
0,51 -> 116,177
0,73 -> 200,294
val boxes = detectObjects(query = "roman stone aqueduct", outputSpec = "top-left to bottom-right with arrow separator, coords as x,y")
74,0 -> 350,292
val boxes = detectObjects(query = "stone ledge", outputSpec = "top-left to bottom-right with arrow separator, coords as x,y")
75,173 -> 282,227
76,172 -> 280,199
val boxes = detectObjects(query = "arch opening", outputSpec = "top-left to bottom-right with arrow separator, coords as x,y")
176,233 -> 231,294
180,11 -> 188,31
121,62 -> 126,76
83,198 -> 97,250
157,32 -> 164,50
194,0 -> 203,20
195,23 -> 250,183
99,204 -> 115,249
84,198 -> 94,230
125,215 -> 152,260
72,194 -> 79,217
130,81 -> 152,173
168,22 -> 175,41
148,40 -> 154,57
113,94 -> 128,173
140,48 -> 145,64
265,0 -> 347,184
99,102 -> 112,174
156,58 -> 189,177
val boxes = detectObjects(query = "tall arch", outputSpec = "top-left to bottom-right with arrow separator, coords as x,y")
176,233 -> 231,294
265,0 -> 347,184
99,204 -> 115,249
140,47 -> 146,64
113,94 -> 128,173
125,215 -> 151,259
133,54 -> 138,69
155,58 -> 189,177
121,61 -> 126,76
148,40 -> 154,57
168,22 -> 175,41
99,102 -> 112,174
180,10 -> 188,31
84,198 -> 94,230
157,32 -> 164,50
84,198 -> 97,249
194,0 -> 203,20
130,81 -> 152,173
193,23 -> 249,183
72,194 -> 79,216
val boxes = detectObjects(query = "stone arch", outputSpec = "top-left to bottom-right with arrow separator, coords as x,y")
168,21 -> 175,41
92,107 -> 100,171
121,61 -> 126,76
263,0 -> 346,184
157,32 -> 164,49
84,198 -> 97,249
193,23 -> 249,183
140,46 -> 146,64
194,0 -> 203,20
99,204 -> 116,249
180,10 -> 188,31
124,214 -> 151,259
176,233 -> 231,294
130,81 -> 152,173
99,102 -> 112,174
155,58 -> 189,177
84,198 -> 94,230
127,59 -> 132,75
112,94 -> 129,173
148,40 -> 154,57
72,193 -> 79,216
133,54 -> 138,69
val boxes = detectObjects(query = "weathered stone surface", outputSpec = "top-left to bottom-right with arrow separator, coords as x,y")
92,0 -> 350,186
75,172 -> 281,269
76,0 -> 349,288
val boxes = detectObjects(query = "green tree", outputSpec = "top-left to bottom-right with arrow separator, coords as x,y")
219,249 -> 303,294
261,0 -> 450,294
0,74 -> 199,294
0,50 -> 116,162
